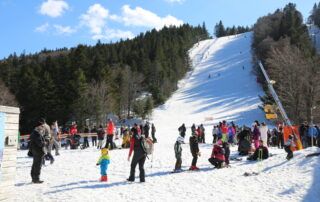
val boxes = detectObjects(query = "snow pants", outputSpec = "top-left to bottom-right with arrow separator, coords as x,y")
208,157 -> 223,168
191,153 -> 198,167
284,145 -> 293,159
175,156 -> 182,170
105,135 -> 114,149
129,152 -> 146,182
31,154 -> 44,181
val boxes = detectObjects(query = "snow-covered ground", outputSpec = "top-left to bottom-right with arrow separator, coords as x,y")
14,33 -> 320,202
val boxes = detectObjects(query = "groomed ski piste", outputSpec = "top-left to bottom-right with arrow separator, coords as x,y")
15,33 -> 320,202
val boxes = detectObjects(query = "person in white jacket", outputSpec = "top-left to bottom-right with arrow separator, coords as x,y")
260,122 -> 269,147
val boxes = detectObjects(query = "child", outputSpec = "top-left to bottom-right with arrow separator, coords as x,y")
173,136 -> 184,172
96,148 -> 110,182
284,135 -> 295,160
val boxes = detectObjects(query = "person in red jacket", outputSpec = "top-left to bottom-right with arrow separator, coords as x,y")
127,123 -> 146,182
105,119 -> 115,150
208,139 -> 225,168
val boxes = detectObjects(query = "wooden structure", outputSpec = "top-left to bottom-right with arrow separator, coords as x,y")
0,105 -> 20,201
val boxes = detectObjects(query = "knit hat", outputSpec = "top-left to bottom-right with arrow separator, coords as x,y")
101,148 -> 109,155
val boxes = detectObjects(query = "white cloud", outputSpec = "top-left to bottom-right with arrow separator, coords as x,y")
80,4 -> 109,36
39,0 -> 69,18
119,5 -> 183,30
54,24 -> 76,35
35,22 -> 50,32
93,29 -> 135,40
165,0 -> 185,4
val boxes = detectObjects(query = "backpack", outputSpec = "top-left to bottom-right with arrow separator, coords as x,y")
141,136 -> 154,155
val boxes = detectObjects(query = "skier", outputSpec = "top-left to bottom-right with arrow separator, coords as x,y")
252,121 -> 261,149
284,135 -> 295,160
151,123 -> 157,143
97,125 -> 105,149
96,148 -> 110,182
91,125 -> 97,147
127,123 -> 146,182
208,139 -> 225,168
189,132 -> 200,170
173,136 -> 184,172
105,119 -> 115,150
260,122 -> 268,147
212,125 -> 218,144
83,126 -> 90,149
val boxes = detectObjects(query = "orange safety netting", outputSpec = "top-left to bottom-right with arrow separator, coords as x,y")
283,126 -> 303,151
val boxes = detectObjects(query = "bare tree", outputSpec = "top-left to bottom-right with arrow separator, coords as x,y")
266,40 -> 320,124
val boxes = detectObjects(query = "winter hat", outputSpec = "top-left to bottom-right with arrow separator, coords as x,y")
101,148 -> 109,155
177,136 -> 184,143
288,135 -> 293,139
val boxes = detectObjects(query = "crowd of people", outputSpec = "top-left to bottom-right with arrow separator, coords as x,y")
173,120 -> 320,172
27,117 -> 157,184
27,117 -> 320,184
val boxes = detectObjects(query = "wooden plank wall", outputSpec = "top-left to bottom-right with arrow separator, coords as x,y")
0,106 -> 20,202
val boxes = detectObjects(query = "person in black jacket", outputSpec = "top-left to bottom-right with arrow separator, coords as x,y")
127,123 -> 146,182
189,132 -> 200,170
30,120 -> 46,183
151,123 -> 157,143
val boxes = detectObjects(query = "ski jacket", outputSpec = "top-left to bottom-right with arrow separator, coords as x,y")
128,127 -> 144,158
30,126 -> 46,156
221,124 -> 228,134
189,135 -> 199,155
308,126 -> 318,137
97,154 -> 110,172
70,125 -> 78,135
252,126 -> 260,140
106,121 -> 115,135
211,145 -> 225,161
97,128 -> 105,140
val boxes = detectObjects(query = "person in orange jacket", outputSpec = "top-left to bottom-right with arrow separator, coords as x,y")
104,119 -> 115,150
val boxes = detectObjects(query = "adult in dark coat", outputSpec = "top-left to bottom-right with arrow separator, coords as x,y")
189,133 -> 200,170
30,120 -> 46,183
143,122 -> 150,138
127,124 -> 146,182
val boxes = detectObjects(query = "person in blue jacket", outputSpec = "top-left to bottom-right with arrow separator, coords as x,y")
308,125 -> 318,147
96,148 -> 110,182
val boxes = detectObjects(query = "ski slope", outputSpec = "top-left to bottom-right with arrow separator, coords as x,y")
14,33 -> 320,202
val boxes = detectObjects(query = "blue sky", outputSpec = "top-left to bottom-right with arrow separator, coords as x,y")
0,0 -> 317,59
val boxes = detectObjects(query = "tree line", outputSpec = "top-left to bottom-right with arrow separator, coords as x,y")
252,3 -> 320,124
214,20 -> 251,37
0,24 -> 209,133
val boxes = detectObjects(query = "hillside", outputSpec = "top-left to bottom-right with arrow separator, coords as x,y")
14,33 -> 320,202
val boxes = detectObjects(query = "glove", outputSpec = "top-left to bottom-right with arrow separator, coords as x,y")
96,163 -> 99,166
198,152 -> 201,157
